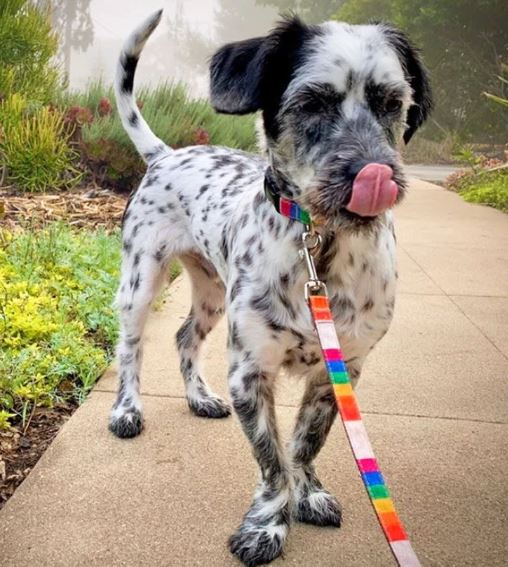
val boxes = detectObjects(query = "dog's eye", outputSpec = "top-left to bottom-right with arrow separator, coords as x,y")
300,98 -> 324,113
385,99 -> 402,113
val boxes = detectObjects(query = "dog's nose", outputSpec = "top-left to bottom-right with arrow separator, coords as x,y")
346,163 -> 398,217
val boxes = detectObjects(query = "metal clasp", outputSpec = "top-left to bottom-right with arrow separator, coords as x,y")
300,228 -> 328,300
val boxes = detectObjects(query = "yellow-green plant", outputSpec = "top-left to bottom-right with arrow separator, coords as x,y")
0,0 -> 61,103
0,94 -> 82,192
0,225 -> 121,430
0,224 -> 181,430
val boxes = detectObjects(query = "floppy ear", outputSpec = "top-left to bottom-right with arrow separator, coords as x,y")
209,36 -> 269,115
383,27 -> 433,144
209,16 -> 312,117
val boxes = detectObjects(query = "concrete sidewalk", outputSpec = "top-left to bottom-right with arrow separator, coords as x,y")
1,179 -> 507,566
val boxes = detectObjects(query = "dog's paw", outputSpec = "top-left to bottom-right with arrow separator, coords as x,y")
295,488 -> 342,527
229,522 -> 287,567
109,409 -> 143,438
188,395 -> 231,419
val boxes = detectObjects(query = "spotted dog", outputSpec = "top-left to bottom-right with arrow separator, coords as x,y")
110,9 -> 432,566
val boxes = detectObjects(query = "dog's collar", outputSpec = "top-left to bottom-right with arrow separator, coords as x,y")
264,169 -> 312,226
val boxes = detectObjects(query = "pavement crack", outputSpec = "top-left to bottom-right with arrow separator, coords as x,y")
402,248 -> 508,363
92,390 -> 507,425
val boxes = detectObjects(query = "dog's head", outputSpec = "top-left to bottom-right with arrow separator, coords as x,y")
210,17 -> 432,229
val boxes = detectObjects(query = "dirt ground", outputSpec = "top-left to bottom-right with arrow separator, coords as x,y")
0,402 -> 77,510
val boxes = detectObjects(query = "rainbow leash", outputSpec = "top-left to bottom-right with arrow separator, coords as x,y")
265,175 -> 421,567
307,289 -> 420,567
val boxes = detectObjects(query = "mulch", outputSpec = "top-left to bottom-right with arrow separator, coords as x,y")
0,186 -> 128,231
0,186 -> 128,510
0,402 -> 77,511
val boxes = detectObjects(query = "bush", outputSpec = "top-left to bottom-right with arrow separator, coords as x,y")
0,225 -> 121,429
402,132 -> 460,165
0,0 -> 61,103
61,82 -> 258,190
0,94 -> 82,192
445,162 -> 508,213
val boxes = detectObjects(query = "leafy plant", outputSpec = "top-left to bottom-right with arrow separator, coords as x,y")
0,0 -> 61,103
60,81 -> 257,190
483,70 -> 508,109
445,162 -> 508,212
0,93 -> 82,192
0,224 -> 121,429
0,224 -> 181,430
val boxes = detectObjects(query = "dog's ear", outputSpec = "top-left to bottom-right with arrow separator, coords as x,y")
209,36 -> 268,115
383,26 -> 433,144
209,16 -> 311,116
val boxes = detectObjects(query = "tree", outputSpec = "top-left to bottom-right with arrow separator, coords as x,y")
48,0 -> 94,82
256,0 -> 345,23
334,0 -> 508,143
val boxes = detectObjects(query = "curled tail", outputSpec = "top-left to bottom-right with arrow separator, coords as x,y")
115,9 -> 171,164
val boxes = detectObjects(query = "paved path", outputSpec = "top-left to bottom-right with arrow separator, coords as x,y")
1,180 -> 507,566
405,164 -> 458,183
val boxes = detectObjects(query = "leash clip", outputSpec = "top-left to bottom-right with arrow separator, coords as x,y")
300,229 -> 328,300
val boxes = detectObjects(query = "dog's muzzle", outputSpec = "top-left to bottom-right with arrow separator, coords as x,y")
346,163 -> 398,217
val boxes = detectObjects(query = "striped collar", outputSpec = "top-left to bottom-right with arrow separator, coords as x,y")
264,168 -> 312,226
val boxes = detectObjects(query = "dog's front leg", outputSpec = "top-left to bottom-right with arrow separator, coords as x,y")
290,371 -> 341,527
227,349 -> 291,567
289,359 -> 364,527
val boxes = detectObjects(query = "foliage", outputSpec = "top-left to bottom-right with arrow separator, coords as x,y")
0,0 -> 61,103
60,81 -> 257,190
334,0 -> 508,143
484,70 -> 508,109
461,174 -> 508,212
445,158 -> 508,213
0,93 -> 82,192
402,132 -> 459,165
0,225 -> 122,429
256,0 -> 343,23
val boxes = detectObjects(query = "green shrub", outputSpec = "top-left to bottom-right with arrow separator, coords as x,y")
446,167 -> 508,213
60,81 -> 258,190
0,93 -> 82,192
0,224 -> 182,430
0,0 -> 61,103
0,225 -> 121,429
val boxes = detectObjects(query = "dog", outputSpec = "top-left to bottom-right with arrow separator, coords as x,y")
109,9 -> 432,566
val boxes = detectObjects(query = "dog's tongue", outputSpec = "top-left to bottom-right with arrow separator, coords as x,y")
346,163 -> 398,217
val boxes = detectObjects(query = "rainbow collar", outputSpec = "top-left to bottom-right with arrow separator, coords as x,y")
264,169 -> 312,226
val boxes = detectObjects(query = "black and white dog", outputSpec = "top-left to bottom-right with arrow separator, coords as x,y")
110,10 -> 431,566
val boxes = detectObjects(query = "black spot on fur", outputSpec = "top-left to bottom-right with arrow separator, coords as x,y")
128,111 -> 138,126
121,54 -> 138,93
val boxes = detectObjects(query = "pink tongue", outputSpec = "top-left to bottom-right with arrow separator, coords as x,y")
346,163 -> 398,217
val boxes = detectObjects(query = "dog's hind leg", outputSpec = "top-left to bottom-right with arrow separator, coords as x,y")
109,238 -> 170,438
176,253 -> 231,418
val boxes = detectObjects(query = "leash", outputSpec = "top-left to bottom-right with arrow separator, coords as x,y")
265,173 -> 421,567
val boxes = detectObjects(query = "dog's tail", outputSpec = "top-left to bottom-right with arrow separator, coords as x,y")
115,9 -> 171,164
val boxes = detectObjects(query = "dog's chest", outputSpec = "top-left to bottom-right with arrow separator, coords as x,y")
280,227 -> 397,367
